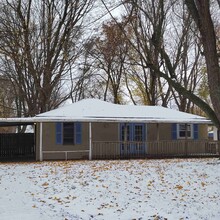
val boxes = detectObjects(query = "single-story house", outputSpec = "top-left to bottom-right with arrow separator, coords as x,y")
32,99 -> 218,160
0,99 -> 219,161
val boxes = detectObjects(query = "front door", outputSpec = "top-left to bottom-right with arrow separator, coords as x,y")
120,123 -> 146,156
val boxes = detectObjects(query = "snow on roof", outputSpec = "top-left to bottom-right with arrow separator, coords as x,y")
35,98 -> 211,124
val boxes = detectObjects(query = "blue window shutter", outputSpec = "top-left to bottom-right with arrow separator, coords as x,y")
75,122 -> 82,144
56,122 -> 62,144
172,124 -> 177,140
193,124 -> 199,140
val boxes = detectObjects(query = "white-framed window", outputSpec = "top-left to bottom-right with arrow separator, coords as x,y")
177,124 -> 193,139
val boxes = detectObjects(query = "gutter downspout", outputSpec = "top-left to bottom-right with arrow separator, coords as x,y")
39,122 -> 43,161
185,123 -> 188,156
89,122 -> 92,160
156,123 -> 160,141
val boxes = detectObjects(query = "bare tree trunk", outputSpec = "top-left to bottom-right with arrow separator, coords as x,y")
185,0 -> 220,128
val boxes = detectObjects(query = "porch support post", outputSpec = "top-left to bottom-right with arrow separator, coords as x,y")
156,123 -> 160,141
39,122 -> 43,161
89,122 -> 92,160
185,123 -> 188,156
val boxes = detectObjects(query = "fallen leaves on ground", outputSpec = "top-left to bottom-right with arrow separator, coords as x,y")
0,158 -> 219,220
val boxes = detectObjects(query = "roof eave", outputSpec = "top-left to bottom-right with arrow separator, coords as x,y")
0,116 -> 212,125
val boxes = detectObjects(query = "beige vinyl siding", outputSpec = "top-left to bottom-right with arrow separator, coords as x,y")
36,122 -> 209,160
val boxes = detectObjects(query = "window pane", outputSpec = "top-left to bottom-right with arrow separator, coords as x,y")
121,125 -> 130,141
179,124 -> 186,131
134,125 -> 143,141
179,131 -> 186,137
63,122 -> 74,145
187,131 -> 191,137
178,124 -> 192,138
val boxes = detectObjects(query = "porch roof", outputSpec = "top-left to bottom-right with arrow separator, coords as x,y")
0,99 -> 212,124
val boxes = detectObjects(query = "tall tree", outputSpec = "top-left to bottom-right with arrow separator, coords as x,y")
119,0 -> 204,111
185,0 -> 220,130
0,76 -> 15,117
122,0 -> 172,106
0,0 -> 93,116
90,20 -> 130,104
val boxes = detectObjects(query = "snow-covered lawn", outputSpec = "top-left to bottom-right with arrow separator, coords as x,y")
0,158 -> 219,220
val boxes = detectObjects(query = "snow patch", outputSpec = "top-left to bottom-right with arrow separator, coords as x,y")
0,159 -> 219,219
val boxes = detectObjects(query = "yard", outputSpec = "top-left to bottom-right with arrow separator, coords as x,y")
0,158 -> 219,220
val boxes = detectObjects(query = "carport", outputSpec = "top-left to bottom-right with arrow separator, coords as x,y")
0,120 -> 35,161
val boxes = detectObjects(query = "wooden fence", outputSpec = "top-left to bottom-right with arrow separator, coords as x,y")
92,140 -> 220,159
0,133 -> 35,160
